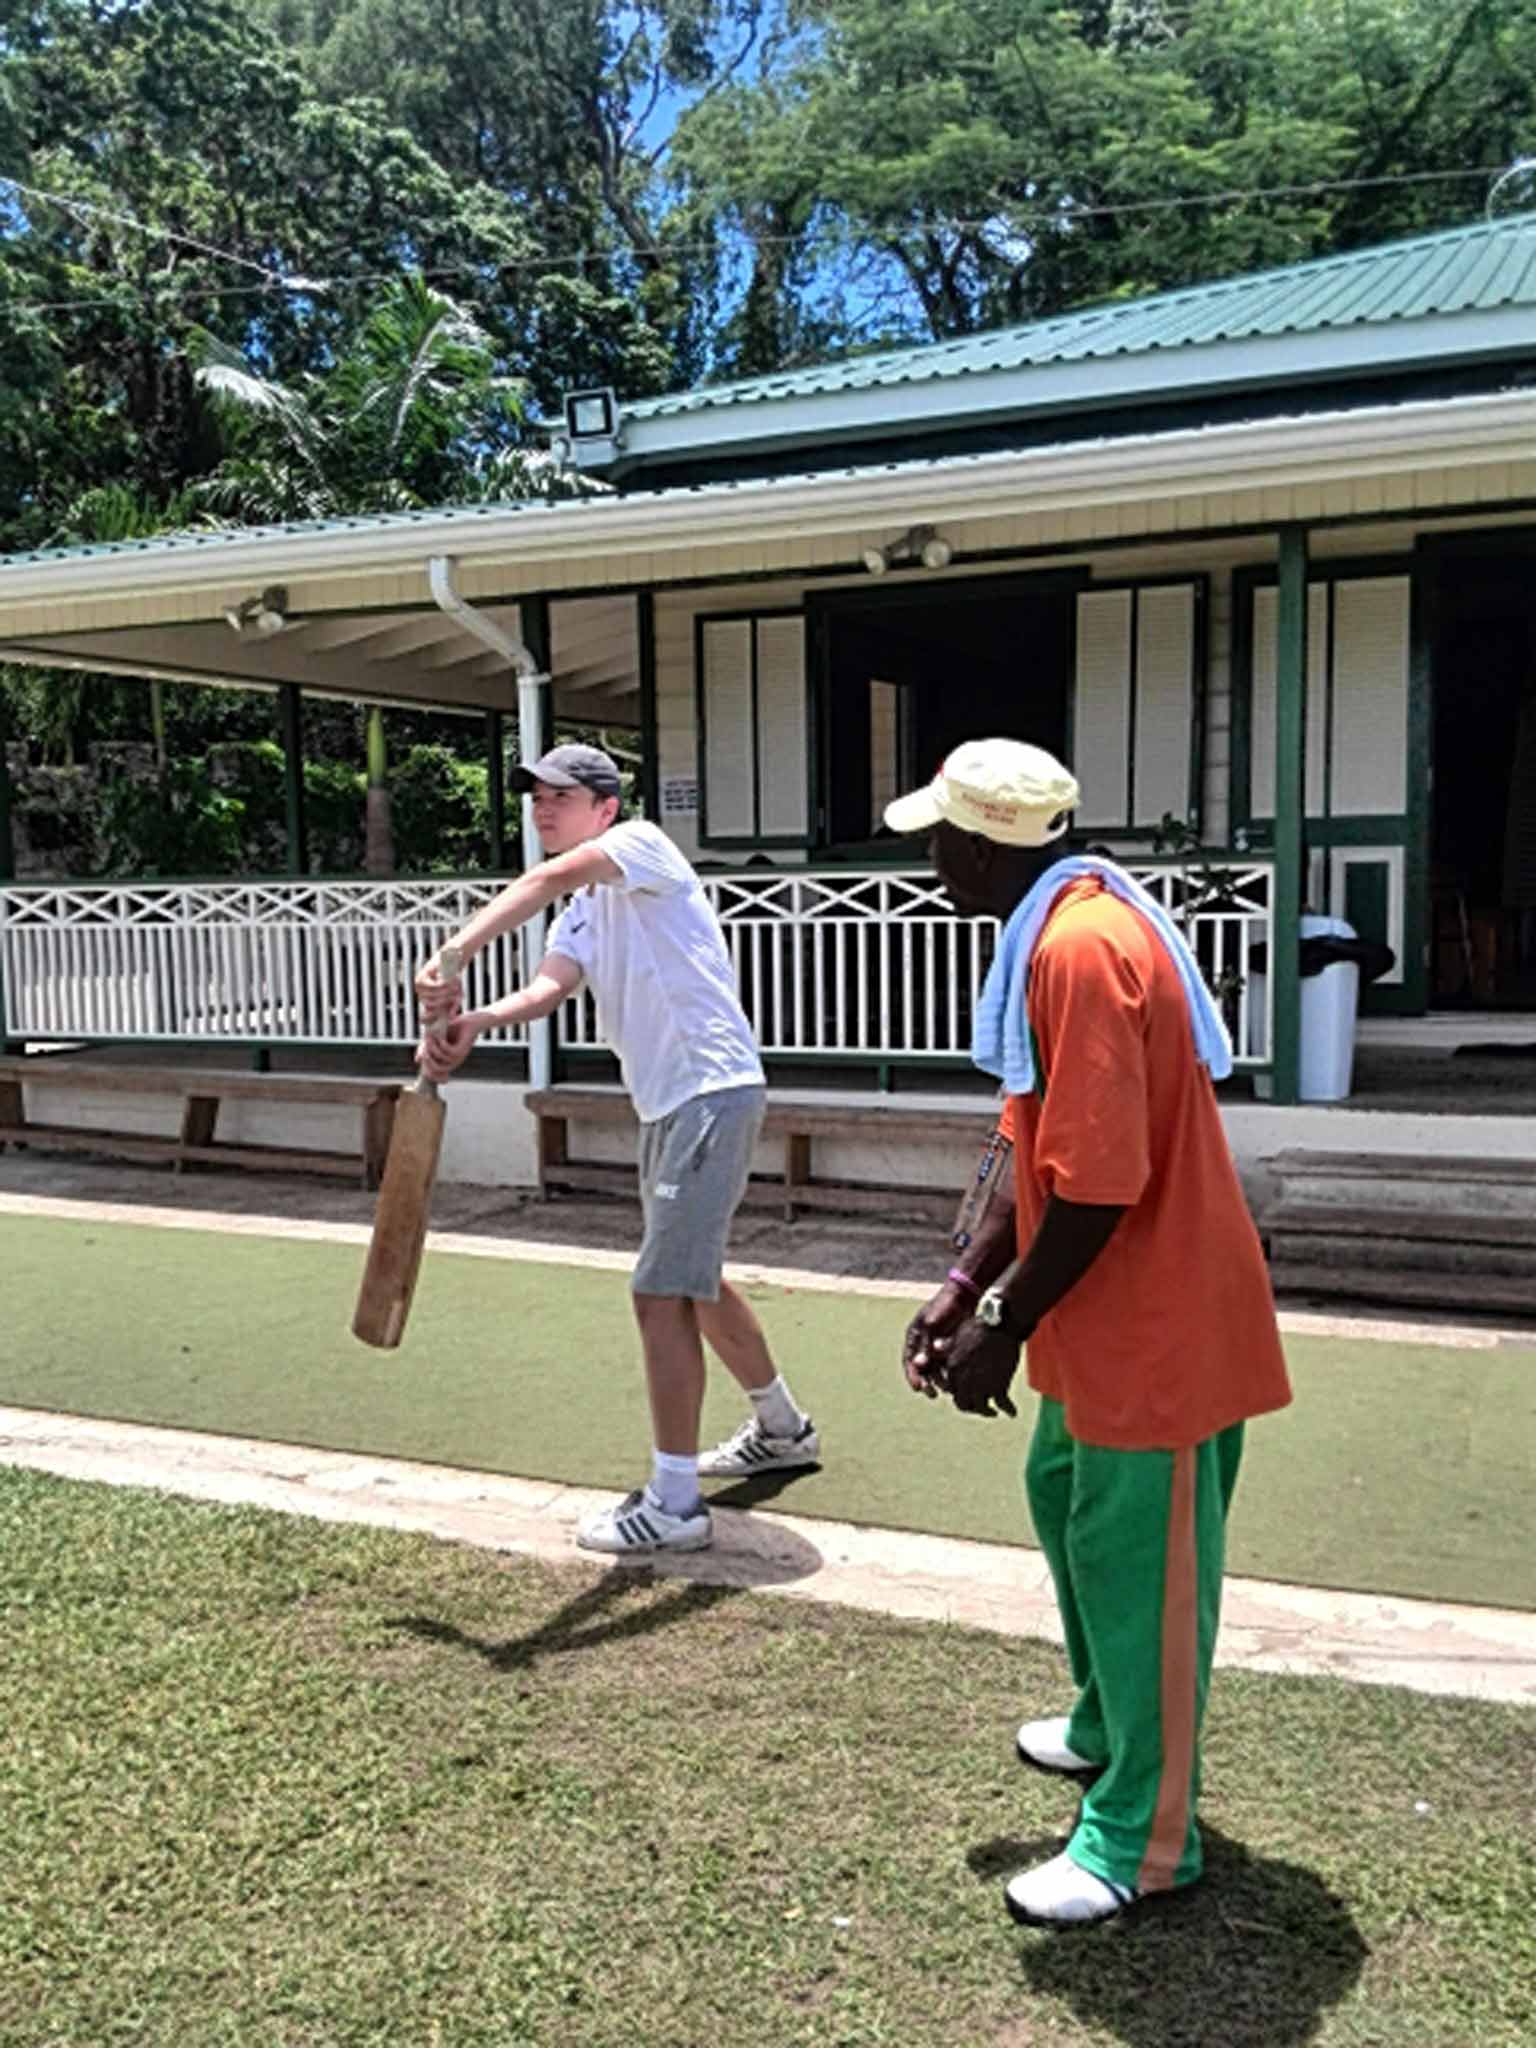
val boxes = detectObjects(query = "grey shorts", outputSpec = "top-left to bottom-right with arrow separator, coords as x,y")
631,1084 -> 766,1301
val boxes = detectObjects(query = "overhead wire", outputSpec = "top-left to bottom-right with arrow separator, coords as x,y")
3,161 -> 1531,322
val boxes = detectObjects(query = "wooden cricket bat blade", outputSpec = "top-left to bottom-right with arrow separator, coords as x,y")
352,1078 -> 446,1348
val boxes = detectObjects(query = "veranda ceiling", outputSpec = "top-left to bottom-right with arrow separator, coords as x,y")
5,389 -> 1536,737
0,591 -> 642,727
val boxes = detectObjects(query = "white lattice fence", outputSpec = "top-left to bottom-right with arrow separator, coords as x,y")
0,862 -> 1273,1065
0,880 -> 529,1046
564,863 -> 1274,1066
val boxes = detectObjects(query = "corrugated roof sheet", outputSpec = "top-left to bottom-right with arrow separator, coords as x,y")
627,211 -> 1536,422
0,454 -> 1026,569
0,379 -> 1521,576
0,500 -> 550,571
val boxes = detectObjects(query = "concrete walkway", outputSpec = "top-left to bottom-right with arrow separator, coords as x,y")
3,1403 -> 1534,1705
4,1188 -> 1535,1708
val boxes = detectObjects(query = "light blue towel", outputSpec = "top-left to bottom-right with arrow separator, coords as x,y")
972,856 -> 1234,1096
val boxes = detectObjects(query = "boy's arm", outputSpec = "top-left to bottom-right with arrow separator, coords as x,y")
473,952 -> 584,1031
416,840 -> 620,1010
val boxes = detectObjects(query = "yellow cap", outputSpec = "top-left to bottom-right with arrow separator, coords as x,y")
884,738 -> 1080,847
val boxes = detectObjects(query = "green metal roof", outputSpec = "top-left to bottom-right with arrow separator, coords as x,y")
0,501 -> 549,572
627,211 -> 1536,423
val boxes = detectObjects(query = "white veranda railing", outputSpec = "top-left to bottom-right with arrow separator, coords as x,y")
0,861 -> 1274,1065
0,878 -> 529,1047
567,863 -> 1274,1067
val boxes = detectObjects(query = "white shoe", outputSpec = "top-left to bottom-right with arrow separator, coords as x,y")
1015,1715 -> 1104,1777
576,1487 -> 712,1555
697,1415 -> 820,1477
1004,1852 -> 1137,1927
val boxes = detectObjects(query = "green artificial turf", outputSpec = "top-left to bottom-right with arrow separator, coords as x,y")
3,1212 -> 1533,1610
3,1467 -> 1533,2048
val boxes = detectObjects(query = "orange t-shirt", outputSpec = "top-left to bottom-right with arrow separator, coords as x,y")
997,877 -> 1291,1451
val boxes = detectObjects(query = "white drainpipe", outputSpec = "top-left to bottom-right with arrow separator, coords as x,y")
427,556 -> 554,1090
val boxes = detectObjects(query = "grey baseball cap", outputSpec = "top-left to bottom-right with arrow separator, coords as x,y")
512,743 -> 622,799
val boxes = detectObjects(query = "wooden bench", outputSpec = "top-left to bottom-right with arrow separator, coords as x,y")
0,1057 -> 402,1188
526,1085 -> 994,1224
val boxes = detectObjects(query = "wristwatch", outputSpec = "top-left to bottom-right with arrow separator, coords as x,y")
976,1285 -> 1026,1340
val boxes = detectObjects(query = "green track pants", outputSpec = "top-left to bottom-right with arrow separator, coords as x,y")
1024,1397 -> 1244,1894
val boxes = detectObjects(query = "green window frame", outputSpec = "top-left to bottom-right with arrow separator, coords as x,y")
694,608 -> 812,850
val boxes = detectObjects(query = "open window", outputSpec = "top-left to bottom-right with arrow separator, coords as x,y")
814,576 -> 1079,854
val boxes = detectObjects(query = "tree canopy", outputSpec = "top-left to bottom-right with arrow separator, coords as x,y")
671,0 -> 1536,360
4,0 -> 1534,551
4,0 -> 1536,873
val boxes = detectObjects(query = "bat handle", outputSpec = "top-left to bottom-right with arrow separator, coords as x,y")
415,942 -> 465,1097
432,942 -> 464,1021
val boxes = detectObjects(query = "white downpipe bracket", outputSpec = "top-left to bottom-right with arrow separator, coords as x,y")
427,556 -> 554,1090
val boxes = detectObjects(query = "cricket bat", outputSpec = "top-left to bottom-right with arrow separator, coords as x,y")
352,943 -> 463,1349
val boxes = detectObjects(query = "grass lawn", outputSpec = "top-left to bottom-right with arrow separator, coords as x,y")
4,1468 -> 1532,2048
4,1213 -> 1536,1610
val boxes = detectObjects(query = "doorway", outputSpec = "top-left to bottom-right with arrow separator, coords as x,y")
815,578 -> 1077,852
1430,552 -> 1536,1007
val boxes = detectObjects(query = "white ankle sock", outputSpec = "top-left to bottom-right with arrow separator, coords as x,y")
748,1375 -> 804,1439
649,1449 -> 700,1516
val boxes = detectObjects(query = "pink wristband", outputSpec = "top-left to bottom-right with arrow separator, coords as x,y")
946,1266 -> 980,1301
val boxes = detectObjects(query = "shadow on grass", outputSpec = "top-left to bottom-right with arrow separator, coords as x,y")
972,1825 -> 1367,2048
388,1569 -> 741,1674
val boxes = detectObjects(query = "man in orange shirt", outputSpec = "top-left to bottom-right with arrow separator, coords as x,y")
886,738 -> 1291,1929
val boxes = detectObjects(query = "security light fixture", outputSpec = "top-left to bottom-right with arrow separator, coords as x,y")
224,586 -> 289,638
563,388 -> 619,441
861,525 -> 954,576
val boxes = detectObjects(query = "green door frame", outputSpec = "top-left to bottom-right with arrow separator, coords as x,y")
1230,550 -> 1430,1019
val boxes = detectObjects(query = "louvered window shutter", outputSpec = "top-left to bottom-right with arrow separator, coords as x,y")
1250,584 -> 1328,818
755,616 -> 809,837
1330,576 -> 1409,815
1073,590 -> 1133,827
701,618 -> 756,839
1133,583 -> 1196,826
1074,584 -> 1198,829
699,613 -> 808,841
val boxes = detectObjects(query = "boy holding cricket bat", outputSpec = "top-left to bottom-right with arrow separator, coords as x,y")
415,743 -> 819,1555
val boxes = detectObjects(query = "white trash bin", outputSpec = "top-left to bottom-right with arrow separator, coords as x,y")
1297,912 -> 1360,1102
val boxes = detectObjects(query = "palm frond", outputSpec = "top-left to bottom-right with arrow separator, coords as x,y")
188,330 -> 328,486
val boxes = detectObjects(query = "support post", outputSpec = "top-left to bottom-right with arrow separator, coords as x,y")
518,597 -> 555,1090
0,709 -> 13,885
486,708 -> 507,870
636,590 -> 659,821
1271,527 -> 1308,1105
278,683 -> 308,877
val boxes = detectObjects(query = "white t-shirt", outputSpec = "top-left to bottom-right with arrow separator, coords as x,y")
544,820 -> 764,1124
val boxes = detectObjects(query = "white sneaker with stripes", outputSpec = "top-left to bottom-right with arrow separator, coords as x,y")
697,1416 -> 821,1478
1004,1852 -> 1137,1927
576,1487 -> 712,1555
